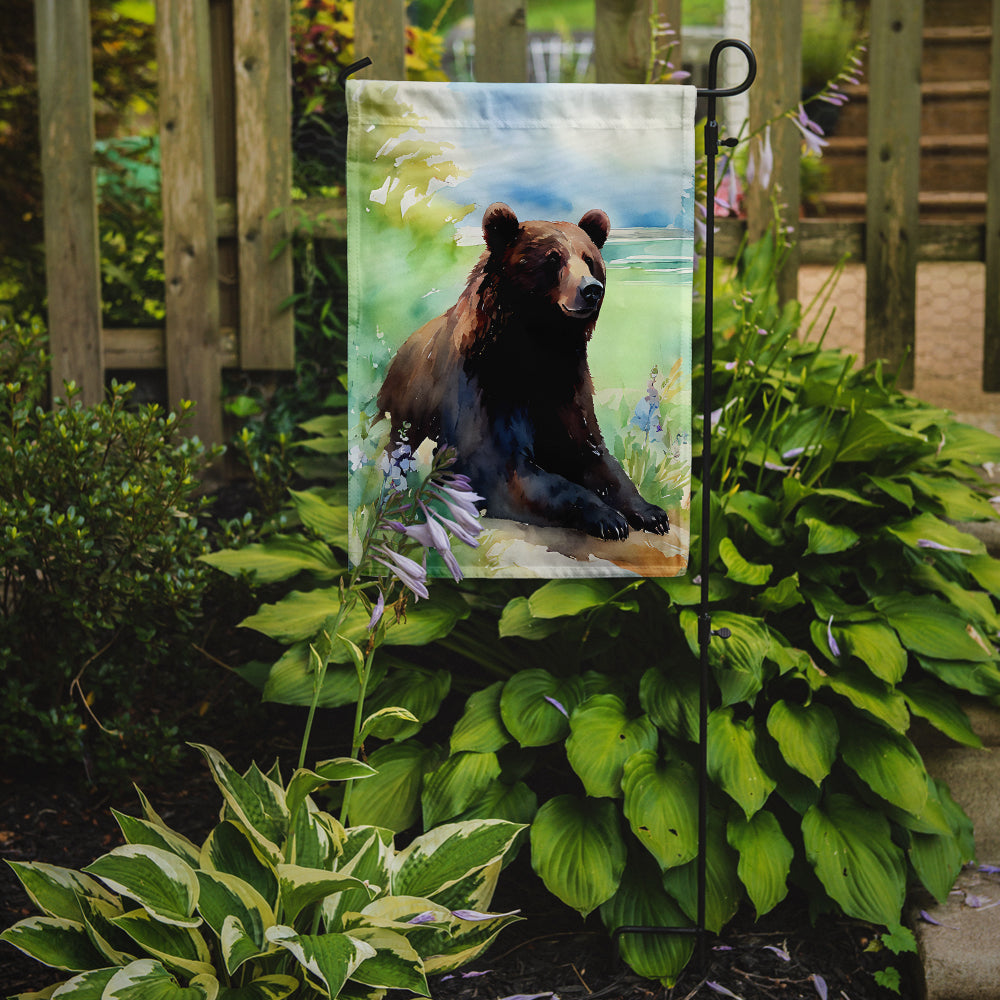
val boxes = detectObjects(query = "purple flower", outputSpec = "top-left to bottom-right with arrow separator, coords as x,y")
826,616 -> 841,658
812,974 -> 828,1000
451,908 -> 520,921
917,538 -> 972,554
791,104 -> 828,156
747,125 -> 774,190
373,544 -> 429,600
429,483 -> 483,537
367,590 -> 385,631
544,695 -> 569,718
706,983 -> 742,999
407,911 -> 438,925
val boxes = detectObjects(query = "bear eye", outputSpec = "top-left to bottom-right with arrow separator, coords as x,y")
545,250 -> 562,271
583,254 -> 595,272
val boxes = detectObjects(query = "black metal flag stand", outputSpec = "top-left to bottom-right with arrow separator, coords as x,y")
341,37 -> 758,974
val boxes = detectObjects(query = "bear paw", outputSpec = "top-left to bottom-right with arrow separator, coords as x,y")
581,506 -> 631,541
625,503 -> 670,535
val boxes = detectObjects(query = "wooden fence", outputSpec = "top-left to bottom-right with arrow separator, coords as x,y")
34,0 -> 1000,445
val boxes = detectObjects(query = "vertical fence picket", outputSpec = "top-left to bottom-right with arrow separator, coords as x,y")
34,0 -> 103,405
157,0 -> 222,445
355,0 -> 407,80
746,0 -> 801,305
984,0 -> 1000,390
594,0 -> 660,84
233,0 -> 294,369
865,0 -> 923,390
474,0 -> 526,82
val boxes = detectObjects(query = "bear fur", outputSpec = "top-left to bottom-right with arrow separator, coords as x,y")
376,202 -> 669,541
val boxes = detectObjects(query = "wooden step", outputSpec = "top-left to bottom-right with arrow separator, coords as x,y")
922,0 -> 991,28
922,25 -> 993,83
813,190 -> 987,222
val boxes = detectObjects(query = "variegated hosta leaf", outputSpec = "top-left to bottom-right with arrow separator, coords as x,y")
4,861 -> 118,922
765,700 -> 838,786
45,965 -> 118,997
421,907 -> 522,975
706,707 -> 776,819
288,802 -> 344,870
391,820 -> 524,901
285,761 -> 376,823
529,795 -> 626,917
112,810 -> 202,868
600,854 -> 694,987
214,974 -> 299,999
77,894 -> 136,966
265,926 -> 375,998
727,810 -> 793,918
565,695 -> 658,799
195,871 -> 274,974
190,745 -> 287,863
323,829 -> 393,931
621,751 -> 699,871
802,793 -> 906,926
102,958 -> 218,999
200,822 -> 278,910
0,916 -> 107,971
83,846 -> 200,928
345,926 -> 429,995
276,864 -> 375,925
110,908 -> 214,979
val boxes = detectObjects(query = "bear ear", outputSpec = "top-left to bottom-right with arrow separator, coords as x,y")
483,202 -> 520,253
578,209 -> 610,249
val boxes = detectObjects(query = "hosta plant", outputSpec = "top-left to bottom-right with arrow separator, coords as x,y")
1,744 -> 523,999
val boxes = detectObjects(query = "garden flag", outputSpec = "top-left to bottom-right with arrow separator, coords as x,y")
347,80 -> 696,578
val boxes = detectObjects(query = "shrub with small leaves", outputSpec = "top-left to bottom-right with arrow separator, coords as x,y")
0,317 -> 220,782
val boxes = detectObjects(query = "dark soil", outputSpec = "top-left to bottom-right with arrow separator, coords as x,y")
1,745 -> 914,1000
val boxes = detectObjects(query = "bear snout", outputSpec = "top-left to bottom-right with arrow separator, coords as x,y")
580,275 -> 604,308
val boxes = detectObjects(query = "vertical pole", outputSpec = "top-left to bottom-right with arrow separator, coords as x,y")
983,0 -> 1000,390
595,0 -> 672,84
233,0 -> 294,369
864,0 -> 923,389
474,0 -> 526,82
746,0 -> 801,305
354,0 -> 406,81
34,0 -> 104,405
158,0 -> 223,445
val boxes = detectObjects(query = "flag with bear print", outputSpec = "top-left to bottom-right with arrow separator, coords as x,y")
347,80 -> 696,578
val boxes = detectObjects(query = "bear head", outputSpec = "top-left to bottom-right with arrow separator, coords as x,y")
481,202 -> 611,334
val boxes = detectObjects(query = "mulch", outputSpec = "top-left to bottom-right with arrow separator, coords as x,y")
1,739 -> 912,1000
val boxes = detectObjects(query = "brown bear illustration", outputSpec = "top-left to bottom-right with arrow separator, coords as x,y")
376,202 -> 669,541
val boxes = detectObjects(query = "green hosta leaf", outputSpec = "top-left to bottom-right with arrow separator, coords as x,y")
906,472 -> 998,521
835,621 -> 907,684
216,975 -> 299,1000
565,695 -> 658,798
810,661 -> 910,732
756,573 -> 805,614
802,793 -> 906,926
621,751 -> 698,871
909,828 -> 965,905
497,596 -> 562,639
190,746 -> 287,862
265,926 -> 375,998
727,811 -> 793,917
901,680 -> 982,748
346,926 -> 428,994
347,740 -> 442,832
261,643 -> 385,709
681,610 -> 770,706
421,751 -> 502,828
707,708 -> 776,818
936,421 -> 1000,464
718,537 -> 772,586
765,700 -> 838,786
875,594 -> 994,662
661,811 -> 741,933
0,916 -> 107,971
4,862 -> 118,922
866,474 -> 914,509
200,822 -> 278,910
526,579 -> 619,618
277,865 -> 374,925
288,488 -> 349,544
724,490 -> 784,546
450,682 -> 511,754
835,410 -> 927,463
839,718 -> 929,816
886,512 -> 985,557
200,535 -> 341,583
967,553 -> 1000,597
916,655 -> 1000,697
453,779 -> 538,827
911,562 -> 1000,633
83,846 -> 200,928
393,820 -> 523,901
112,812 -> 201,868
803,517 -> 859,556
530,795 -> 626,917
111,909 -> 214,978
499,670 -> 584,747
363,667 -> 451,740
195,871 -> 273,974
103,959 -> 218,1000
599,854 -> 694,987
639,664 -> 699,742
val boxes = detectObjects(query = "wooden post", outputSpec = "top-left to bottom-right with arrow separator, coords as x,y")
474,0 -> 526,82
354,0 -> 406,81
157,0 -> 223,444
594,0 -> 675,84
864,0 -> 923,389
746,0 -> 801,305
983,0 -> 1000,390
34,0 -> 104,405
233,0 -> 294,369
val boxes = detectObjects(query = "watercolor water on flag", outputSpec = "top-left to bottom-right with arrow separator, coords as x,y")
347,80 -> 696,578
